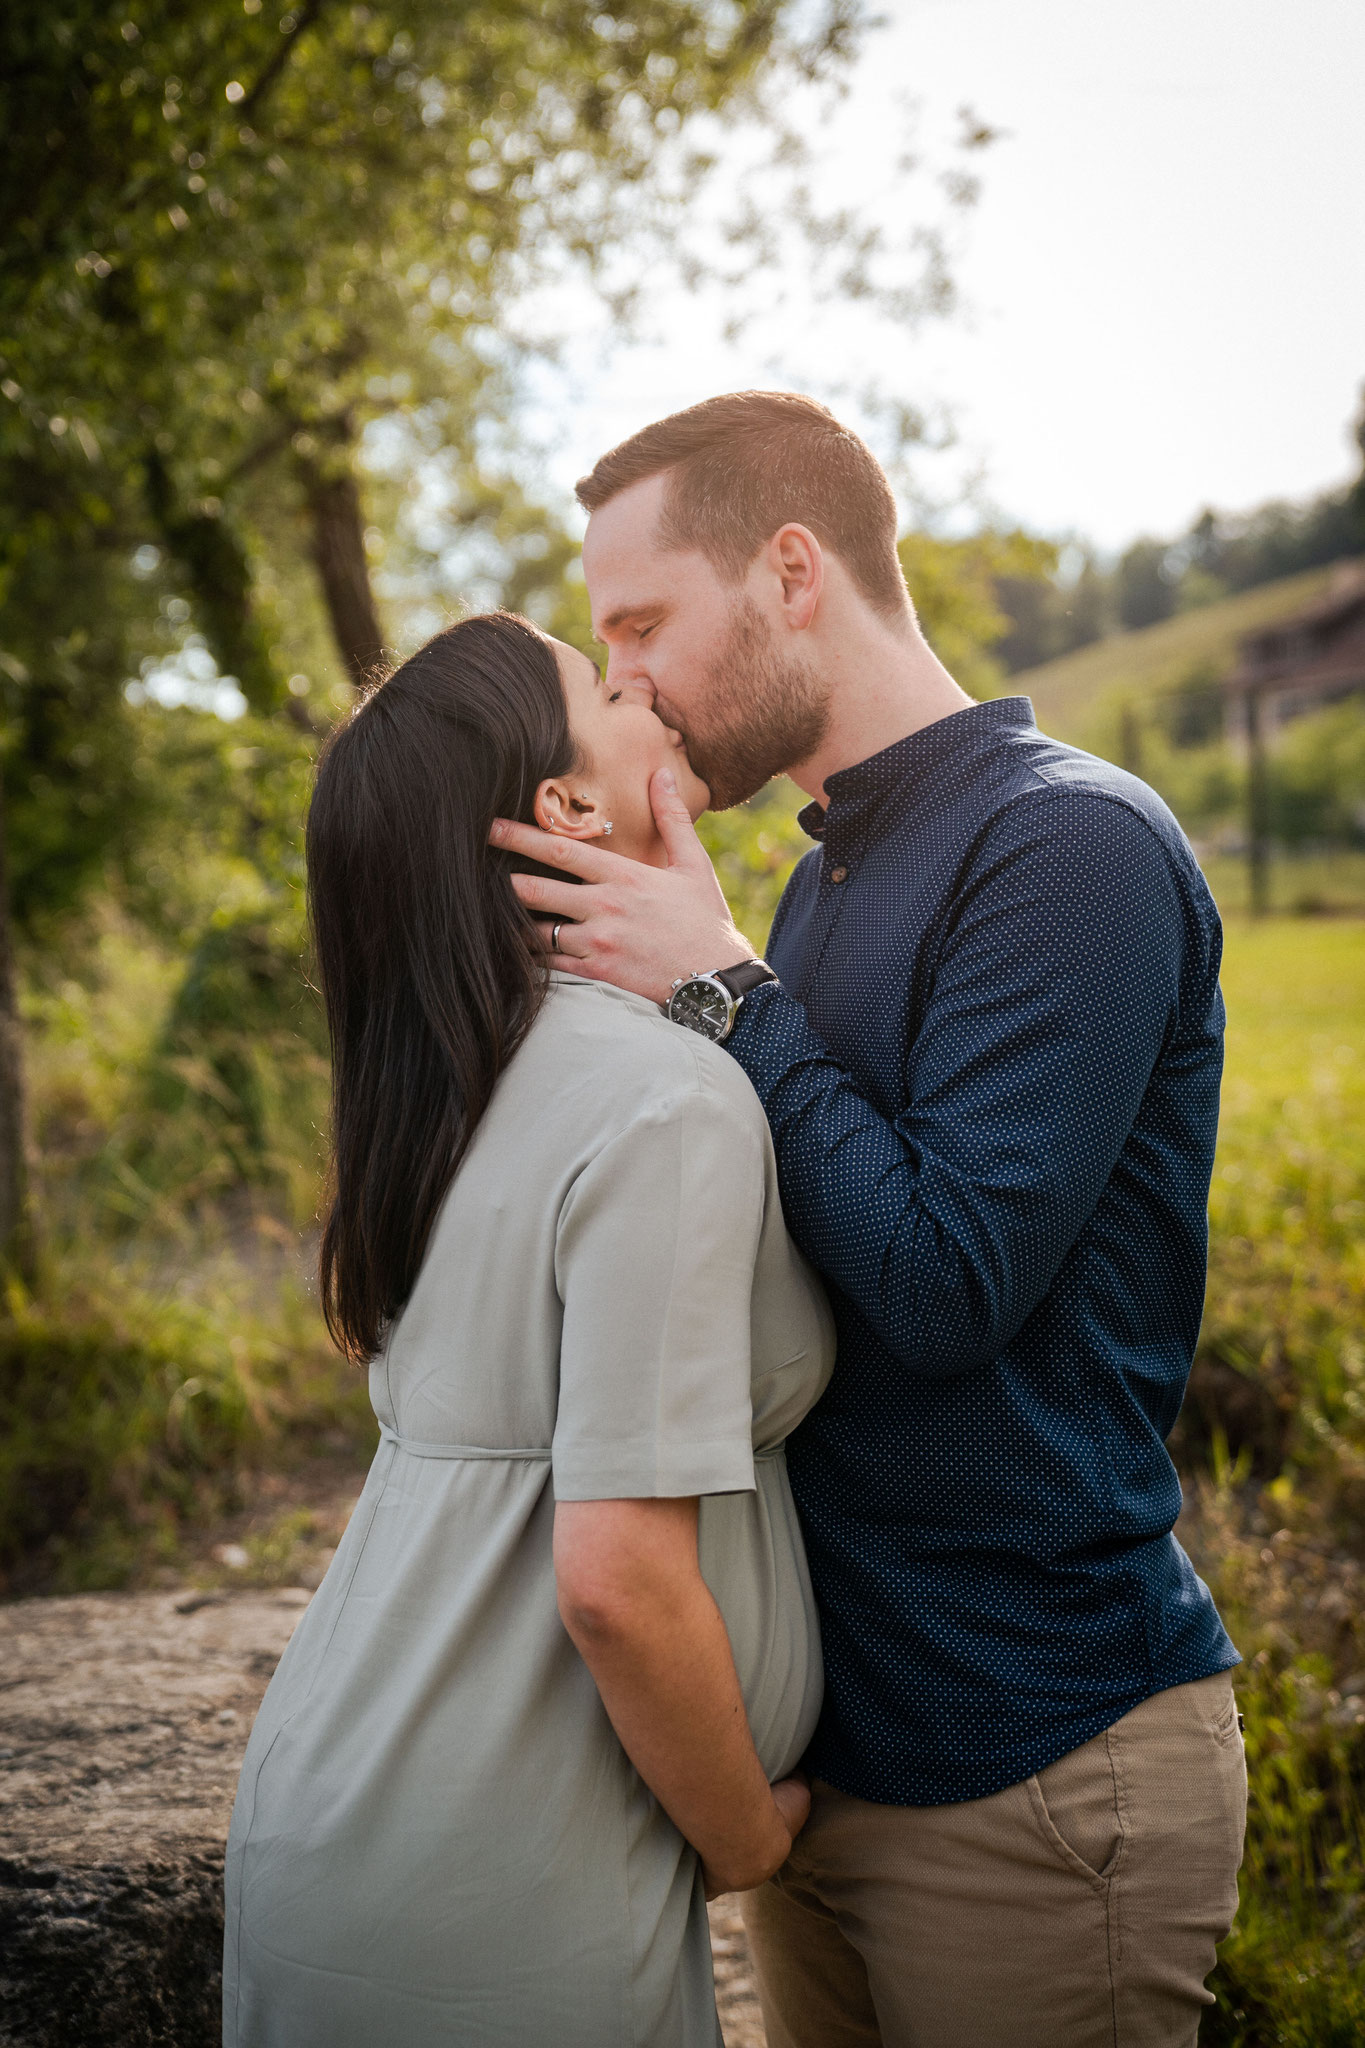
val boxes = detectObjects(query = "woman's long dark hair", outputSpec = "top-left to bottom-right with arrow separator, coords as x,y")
308,611 -> 577,1362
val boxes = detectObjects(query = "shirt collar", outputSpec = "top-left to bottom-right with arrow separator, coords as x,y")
797,695 -> 1037,844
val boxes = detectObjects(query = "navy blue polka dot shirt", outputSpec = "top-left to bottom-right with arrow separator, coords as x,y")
726,696 -> 1239,1806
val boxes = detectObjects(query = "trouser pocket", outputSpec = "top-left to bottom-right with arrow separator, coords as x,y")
1028,1727 -> 1123,1887
1205,1671 -> 1244,1747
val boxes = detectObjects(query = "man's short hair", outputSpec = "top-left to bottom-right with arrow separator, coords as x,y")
575,390 -> 909,620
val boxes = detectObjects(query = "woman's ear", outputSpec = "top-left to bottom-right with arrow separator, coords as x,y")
533,775 -> 613,840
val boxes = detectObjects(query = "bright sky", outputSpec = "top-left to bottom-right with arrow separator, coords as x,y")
540,0 -> 1365,552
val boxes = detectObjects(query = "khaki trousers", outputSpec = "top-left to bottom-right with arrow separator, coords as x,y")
741,1672 -> 1247,2048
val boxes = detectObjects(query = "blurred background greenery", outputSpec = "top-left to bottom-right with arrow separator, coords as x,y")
2,3 -> 1364,2039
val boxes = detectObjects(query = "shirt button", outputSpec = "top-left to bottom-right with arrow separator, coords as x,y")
829,865 -> 849,883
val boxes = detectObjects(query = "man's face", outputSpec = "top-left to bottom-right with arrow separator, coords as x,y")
582,474 -> 829,810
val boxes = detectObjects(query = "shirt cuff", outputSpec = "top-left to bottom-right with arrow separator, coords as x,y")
724,977 -> 830,1102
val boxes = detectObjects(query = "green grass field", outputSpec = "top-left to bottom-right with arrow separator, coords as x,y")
1216,918 -> 1364,1177
1179,917 -> 1365,2041
1200,917 -> 1364,1521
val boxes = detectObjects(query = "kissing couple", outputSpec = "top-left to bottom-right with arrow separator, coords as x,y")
223,392 -> 1248,2047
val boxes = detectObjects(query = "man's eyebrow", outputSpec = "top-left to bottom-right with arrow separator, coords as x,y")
598,598 -> 669,634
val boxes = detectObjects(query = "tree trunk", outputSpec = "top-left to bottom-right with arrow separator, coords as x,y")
144,452 -> 283,716
294,451 -> 385,691
1245,684 -> 1271,917
0,776 -> 34,1283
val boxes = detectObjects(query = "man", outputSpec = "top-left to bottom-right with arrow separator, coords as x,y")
491,391 -> 1247,2046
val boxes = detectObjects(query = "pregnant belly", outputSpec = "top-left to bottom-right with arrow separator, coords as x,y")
698,1451 -> 823,1781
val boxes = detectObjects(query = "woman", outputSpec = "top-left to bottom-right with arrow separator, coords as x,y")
223,611 -> 835,2047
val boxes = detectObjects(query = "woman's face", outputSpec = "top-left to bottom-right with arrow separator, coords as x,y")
533,637 -> 710,868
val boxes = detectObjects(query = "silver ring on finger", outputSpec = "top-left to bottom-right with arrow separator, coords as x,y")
550,921 -> 563,953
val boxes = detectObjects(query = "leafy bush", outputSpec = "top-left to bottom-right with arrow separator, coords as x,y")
1270,700 -> 1365,849
1163,660 -> 1229,749
131,902 -> 328,1217
0,1262 -> 368,1592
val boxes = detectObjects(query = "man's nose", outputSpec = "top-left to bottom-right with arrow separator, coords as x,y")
605,652 -> 656,706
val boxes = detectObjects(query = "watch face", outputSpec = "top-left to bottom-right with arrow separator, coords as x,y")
669,977 -> 732,1040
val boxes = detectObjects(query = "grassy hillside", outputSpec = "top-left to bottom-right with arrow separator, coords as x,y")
1010,564 -> 1348,750
1193,917 -> 1365,2042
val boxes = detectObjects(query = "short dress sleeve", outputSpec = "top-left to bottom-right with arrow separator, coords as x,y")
551,1058 -> 764,1502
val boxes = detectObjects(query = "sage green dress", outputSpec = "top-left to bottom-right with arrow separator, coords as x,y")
223,974 -> 834,2048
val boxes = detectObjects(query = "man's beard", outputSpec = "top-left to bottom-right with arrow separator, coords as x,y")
667,595 -> 831,811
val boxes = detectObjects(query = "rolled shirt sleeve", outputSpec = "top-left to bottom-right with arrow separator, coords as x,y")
550,1059 -> 763,1500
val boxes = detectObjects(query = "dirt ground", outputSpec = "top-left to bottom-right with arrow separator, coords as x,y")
0,1580 -> 768,2046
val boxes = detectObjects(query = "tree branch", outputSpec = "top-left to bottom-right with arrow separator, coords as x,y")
223,424 -> 295,490
294,444 -> 386,691
240,0 -> 328,122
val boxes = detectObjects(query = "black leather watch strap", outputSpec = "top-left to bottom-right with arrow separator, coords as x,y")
712,959 -> 779,1000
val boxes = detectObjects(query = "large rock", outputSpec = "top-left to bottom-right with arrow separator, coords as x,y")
0,1591 -> 303,2047
0,1590 -> 767,2046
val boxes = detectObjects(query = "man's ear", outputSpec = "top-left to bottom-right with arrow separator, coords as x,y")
768,523 -> 823,632
533,775 -> 609,839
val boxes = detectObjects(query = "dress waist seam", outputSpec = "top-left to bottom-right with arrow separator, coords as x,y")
377,1421 -> 550,1462
377,1422 -> 787,1464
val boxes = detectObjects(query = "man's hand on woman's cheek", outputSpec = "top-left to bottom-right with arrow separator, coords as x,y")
489,769 -> 754,1006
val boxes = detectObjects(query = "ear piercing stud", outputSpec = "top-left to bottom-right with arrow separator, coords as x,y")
544,817 -> 611,837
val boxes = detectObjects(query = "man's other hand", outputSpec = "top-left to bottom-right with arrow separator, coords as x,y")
490,769 -> 755,1005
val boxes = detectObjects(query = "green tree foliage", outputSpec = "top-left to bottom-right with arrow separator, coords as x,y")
1161,658 -> 1227,750
897,528 -> 1057,699
1268,699 -> 1365,848
1,0 -> 868,876
366,453 -> 599,657
0,444 -> 152,933
1116,534 -> 1179,630
2,0 -> 861,688
1178,478 -> 1364,600
0,0 -> 866,1268
143,449 -> 279,712
991,547 -> 1113,673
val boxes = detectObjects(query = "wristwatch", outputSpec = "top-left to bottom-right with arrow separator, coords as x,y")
664,959 -> 779,1042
